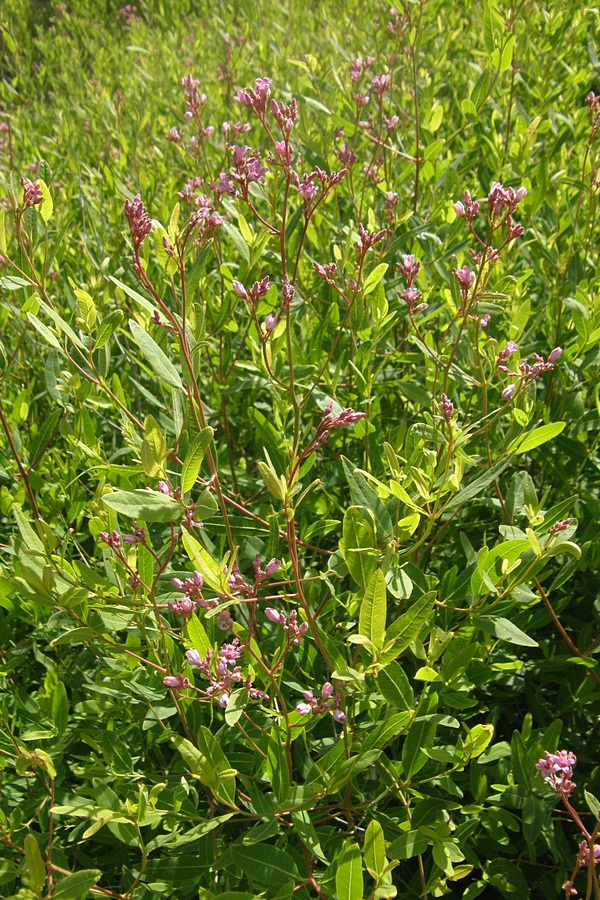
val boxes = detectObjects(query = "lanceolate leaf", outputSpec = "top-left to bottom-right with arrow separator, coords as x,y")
229,843 -> 298,887
129,319 -> 184,391
336,840 -> 364,900
181,426 -> 214,493
359,569 -> 387,649
382,592 -> 436,662
102,489 -> 182,523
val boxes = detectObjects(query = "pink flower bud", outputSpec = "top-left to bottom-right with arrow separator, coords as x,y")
548,347 -> 563,363
265,607 -> 285,624
296,702 -> 312,716
321,682 -> 334,700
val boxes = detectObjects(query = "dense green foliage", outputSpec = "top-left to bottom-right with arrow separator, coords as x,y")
1,1 -> 599,898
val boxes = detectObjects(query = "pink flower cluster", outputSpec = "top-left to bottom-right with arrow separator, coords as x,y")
264,607 -> 308,645
397,254 -> 427,312
356,223 -> 386,259
170,571 -> 216,616
292,167 -> 346,208
235,77 -> 273,120
174,639 -> 268,708
536,749 -> 577,796
497,345 -> 562,401
124,194 -> 152,250
350,56 -> 375,83
296,682 -> 345,723
21,177 -> 43,208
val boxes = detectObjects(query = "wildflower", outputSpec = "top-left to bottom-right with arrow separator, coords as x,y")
314,261 -> 337,283
400,286 -> 428,312
562,881 -> 577,897
550,518 -> 573,536
167,127 -> 184,144
371,73 -> 392,99
397,254 -> 421,286
453,190 -> 480,223
497,341 -> 519,365
170,571 -> 216,613
21,177 -> 43,208
182,504 -> 203,529
233,275 -> 270,307
164,672 -> 190,690
184,639 -> 265,710
122,522 -> 146,545
356,223 -> 386,258
502,383 -> 517,401
254,557 -> 282,583
296,682 -> 345,721
234,77 -> 272,119
536,749 -> 577,796
99,530 -> 121,549
264,313 -> 277,333
264,607 -> 308,644
338,143 -> 357,166
440,394 -> 454,422
488,181 -> 527,220
578,840 -> 600,867
124,194 -> 152,250
282,275 -> 295,307
453,265 -> 475,294
350,56 -> 374,83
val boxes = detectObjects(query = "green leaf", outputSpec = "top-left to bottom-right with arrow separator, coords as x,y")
141,414 -> 167,477
53,870 -> 103,900
153,224 -> 178,275
336,840 -> 364,900
37,178 -> 53,222
377,662 -> 414,710
74,288 -> 96,330
470,69 -> 493,109
38,299 -> 85,350
171,735 -> 208,777
229,843 -> 298,887
359,569 -> 387,649
52,681 -> 69,736
463,724 -> 494,759
387,830 -> 428,860
474,616 -> 539,647
500,34 -> 516,71
342,457 -> 394,537
267,725 -> 290,802
0,207 -> 7,253
102,489 -> 182,523
382,591 -> 436,661
181,427 -> 214,493
182,531 -> 225,592
340,506 -> 378,588
402,718 -> 437,778
508,422 -> 566,455
185,614 -> 211,658
95,310 -> 123,349
364,820 -> 386,879
0,275 -> 33,289
129,319 -> 184,391
23,833 -> 46,893
27,312 -> 63,349
444,456 -> 514,512
363,263 -> 388,296
196,726 -> 237,806
109,275 -> 156,314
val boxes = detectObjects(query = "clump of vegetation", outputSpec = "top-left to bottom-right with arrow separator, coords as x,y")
1,2 -> 599,898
